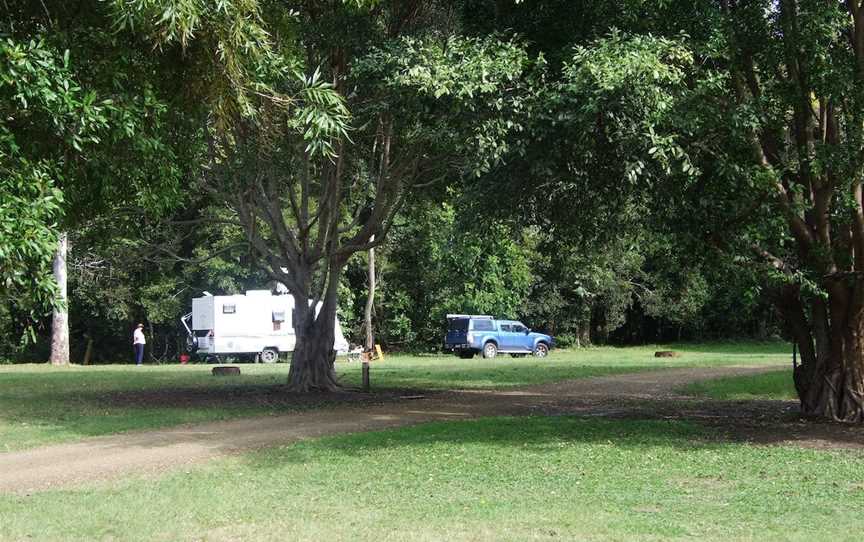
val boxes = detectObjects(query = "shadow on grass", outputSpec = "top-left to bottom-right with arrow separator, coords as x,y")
653,340 -> 792,356
0,361 -> 823,455
237,403 -> 864,476
0,362 -> 656,444
92,384 -> 435,409
232,413 -> 764,470
337,363 -> 660,388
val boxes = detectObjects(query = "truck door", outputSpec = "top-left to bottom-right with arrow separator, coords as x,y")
498,323 -> 519,351
511,323 -> 532,352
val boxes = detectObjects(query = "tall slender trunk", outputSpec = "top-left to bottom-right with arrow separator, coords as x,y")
83,335 -> 93,365
364,237 -> 376,351
49,232 -> 69,365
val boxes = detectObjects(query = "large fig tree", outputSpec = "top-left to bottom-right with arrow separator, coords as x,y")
544,0 -> 864,421
724,0 -> 864,421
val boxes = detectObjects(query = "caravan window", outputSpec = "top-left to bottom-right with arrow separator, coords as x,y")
272,310 -> 286,322
222,303 -> 236,314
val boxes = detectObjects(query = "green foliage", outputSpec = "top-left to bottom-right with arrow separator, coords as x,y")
63,205 -> 269,363
365,200 -> 534,348
352,35 -> 539,177
1,0 -> 799,362
0,37 -> 108,339
109,0 -> 274,125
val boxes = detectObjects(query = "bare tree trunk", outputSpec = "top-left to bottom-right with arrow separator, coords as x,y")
148,321 -> 155,363
288,316 -> 340,392
786,283 -> 864,422
364,236 -> 376,351
49,232 -> 69,365
797,335 -> 864,422
83,336 -> 93,365
287,263 -> 344,392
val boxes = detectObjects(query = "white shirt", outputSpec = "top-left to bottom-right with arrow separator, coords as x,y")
133,328 -> 146,345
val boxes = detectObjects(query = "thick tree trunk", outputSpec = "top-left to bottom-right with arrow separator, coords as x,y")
795,336 -> 864,422
364,238 -> 376,351
286,263 -> 344,392
49,232 -> 69,365
288,318 -> 340,392
787,283 -> 864,422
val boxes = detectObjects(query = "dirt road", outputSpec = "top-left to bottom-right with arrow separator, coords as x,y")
2,364 -> 853,495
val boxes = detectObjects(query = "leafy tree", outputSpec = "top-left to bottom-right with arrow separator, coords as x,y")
0,36 -> 109,355
693,0 -> 864,421
65,207 -> 266,364
527,1 -> 864,420
371,199 -> 534,348
89,0 -> 536,388
1,0 -> 194,363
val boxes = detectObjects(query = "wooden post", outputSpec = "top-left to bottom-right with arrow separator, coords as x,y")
362,360 -> 370,391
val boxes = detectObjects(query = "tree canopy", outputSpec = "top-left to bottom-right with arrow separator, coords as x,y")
5,0 -> 864,420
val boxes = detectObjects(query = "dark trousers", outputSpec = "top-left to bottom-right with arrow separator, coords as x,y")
134,343 -> 144,365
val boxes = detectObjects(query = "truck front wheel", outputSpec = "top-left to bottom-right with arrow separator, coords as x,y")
533,343 -> 549,358
260,348 -> 279,363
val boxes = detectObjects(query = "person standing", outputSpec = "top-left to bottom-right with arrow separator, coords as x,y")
133,323 -> 146,366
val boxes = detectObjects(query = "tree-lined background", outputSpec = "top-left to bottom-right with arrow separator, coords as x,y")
3,0 -> 863,417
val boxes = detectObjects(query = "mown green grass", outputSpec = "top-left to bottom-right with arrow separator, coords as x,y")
0,364 -> 286,452
1,415 -> 861,541
684,368 -> 797,401
343,342 -> 789,389
0,342 -> 788,452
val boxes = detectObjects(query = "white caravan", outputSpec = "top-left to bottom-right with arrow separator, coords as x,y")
181,290 -> 350,363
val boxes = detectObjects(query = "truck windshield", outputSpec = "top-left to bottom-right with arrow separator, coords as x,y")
448,318 -> 469,332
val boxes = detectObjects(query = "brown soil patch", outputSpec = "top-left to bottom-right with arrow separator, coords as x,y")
1,364 -> 862,495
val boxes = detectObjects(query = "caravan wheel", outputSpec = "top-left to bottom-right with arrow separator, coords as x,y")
260,348 -> 279,364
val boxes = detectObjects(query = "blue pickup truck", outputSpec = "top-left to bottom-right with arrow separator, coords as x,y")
444,314 -> 554,359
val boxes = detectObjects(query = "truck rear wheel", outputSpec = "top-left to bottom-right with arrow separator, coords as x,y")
482,342 -> 498,359
260,348 -> 279,363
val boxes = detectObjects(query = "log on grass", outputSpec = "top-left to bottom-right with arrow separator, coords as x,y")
654,351 -> 680,358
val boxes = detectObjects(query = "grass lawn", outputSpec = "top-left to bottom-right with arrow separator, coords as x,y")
1,415 -> 861,541
339,341 -> 790,390
0,342 -> 789,452
683,368 -> 797,401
